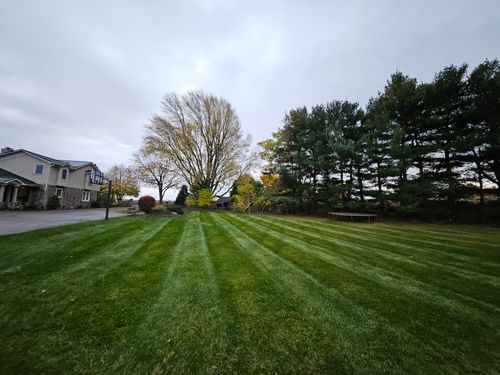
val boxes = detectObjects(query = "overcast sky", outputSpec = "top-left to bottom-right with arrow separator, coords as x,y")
1,0 -> 499,198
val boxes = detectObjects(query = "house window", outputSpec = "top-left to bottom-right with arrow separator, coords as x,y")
35,164 -> 44,174
89,170 -> 104,185
55,188 -> 63,198
82,190 -> 91,202
61,169 -> 68,180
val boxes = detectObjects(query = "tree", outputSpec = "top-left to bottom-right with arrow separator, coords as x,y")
231,173 -> 262,212
105,165 -> 140,203
175,185 -> 189,206
133,147 -> 179,204
427,64 -> 470,204
197,188 -> 213,208
145,90 -> 256,196
467,59 -> 500,188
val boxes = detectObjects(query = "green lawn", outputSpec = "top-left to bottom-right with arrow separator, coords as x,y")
0,211 -> 499,374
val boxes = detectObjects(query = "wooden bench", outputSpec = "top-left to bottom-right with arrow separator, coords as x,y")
328,212 -> 378,223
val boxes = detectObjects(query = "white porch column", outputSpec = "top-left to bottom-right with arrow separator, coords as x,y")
11,186 -> 19,204
0,185 -> 5,204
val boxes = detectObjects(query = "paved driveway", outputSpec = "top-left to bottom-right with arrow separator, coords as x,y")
0,208 -> 128,236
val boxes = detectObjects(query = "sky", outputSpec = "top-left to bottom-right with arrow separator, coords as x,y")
1,0 -> 499,199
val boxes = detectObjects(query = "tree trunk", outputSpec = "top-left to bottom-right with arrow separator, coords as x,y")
357,165 -> 364,202
444,149 -> 455,204
158,183 -> 163,204
493,158 -> 500,188
377,162 -> 383,211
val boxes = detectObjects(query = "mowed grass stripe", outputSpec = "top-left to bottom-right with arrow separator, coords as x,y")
275,215 -> 500,258
220,212 -> 500,373
298,216 -> 500,250
224,213 -> 499,317
243,214 -> 500,303
248,216 -> 500,288
0,217 -> 183,374
0,218 -> 172,338
209,212 -> 435,374
0,218 -> 143,274
116,211 -> 233,374
206,211 -> 363,373
1,211 -> 499,374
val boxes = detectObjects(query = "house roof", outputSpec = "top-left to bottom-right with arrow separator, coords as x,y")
0,149 -> 95,170
0,168 -> 39,186
215,196 -> 232,205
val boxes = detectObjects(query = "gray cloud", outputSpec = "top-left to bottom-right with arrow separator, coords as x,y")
1,0 -> 499,178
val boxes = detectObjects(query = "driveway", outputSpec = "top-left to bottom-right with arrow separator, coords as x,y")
0,208 -> 128,236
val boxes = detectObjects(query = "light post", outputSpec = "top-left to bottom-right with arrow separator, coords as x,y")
104,179 -> 112,220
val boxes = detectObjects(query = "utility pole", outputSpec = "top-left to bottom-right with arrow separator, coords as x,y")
105,179 -> 112,220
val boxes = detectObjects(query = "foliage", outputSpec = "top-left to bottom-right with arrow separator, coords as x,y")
197,188 -> 213,208
132,146 -> 180,204
174,185 -> 189,206
260,173 -> 280,189
151,204 -> 166,212
166,204 -> 184,214
231,173 -> 262,212
185,195 -> 197,208
145,90 -> 256,195
104,165 -> 140,203
138,195 -> 156,213
259,59 -> 500,219
46,195 -> 60,210
91,193 -> 106,208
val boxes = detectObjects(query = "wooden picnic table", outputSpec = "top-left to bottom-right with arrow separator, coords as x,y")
328,211 -> 378,223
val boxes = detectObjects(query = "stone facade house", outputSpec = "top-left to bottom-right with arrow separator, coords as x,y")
0,147 -> 104,209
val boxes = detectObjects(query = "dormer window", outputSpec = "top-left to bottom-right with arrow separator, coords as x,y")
61,169 -> 68,180
35,164 -> 44,174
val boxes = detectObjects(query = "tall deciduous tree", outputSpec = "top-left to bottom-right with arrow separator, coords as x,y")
133,147 -> 179,204
145,90 -> 256,195
105,165 -> 140,203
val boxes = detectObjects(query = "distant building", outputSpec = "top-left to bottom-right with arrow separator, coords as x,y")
0,147 -> 104,209
213,196 -> 232,210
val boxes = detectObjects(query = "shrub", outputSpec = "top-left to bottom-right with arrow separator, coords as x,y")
175,185 -> 189,206
46,195 -> 60,210
185,195 -> 197,207
152,204 -> 165,212
197,188 -> 213,208
166,204 -> 184,214
138,195 -> 156,213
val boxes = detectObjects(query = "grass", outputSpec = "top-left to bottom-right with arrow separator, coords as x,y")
0,211 -> 499,374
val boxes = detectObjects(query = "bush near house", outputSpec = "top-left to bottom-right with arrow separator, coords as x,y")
138,195 -> 156,213
46,195 -> 60,210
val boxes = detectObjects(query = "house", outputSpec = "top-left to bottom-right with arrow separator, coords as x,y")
213,196 -> 232,210
0,147 -> 104,209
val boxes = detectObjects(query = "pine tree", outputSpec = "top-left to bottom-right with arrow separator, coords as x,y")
174,185 -> 189,206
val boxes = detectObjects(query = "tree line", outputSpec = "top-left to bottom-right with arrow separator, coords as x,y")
258,60 -> 499,220
101,60 -> 499,222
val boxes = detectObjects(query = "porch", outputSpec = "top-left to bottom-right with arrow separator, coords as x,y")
0,168 -> 41,209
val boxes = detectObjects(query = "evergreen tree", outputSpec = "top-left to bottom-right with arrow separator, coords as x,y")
174,185 -> 189,206
427,64 -> 470,204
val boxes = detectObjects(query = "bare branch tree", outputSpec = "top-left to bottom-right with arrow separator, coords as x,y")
145,90 -> 256,195
132,147 -> 180,204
